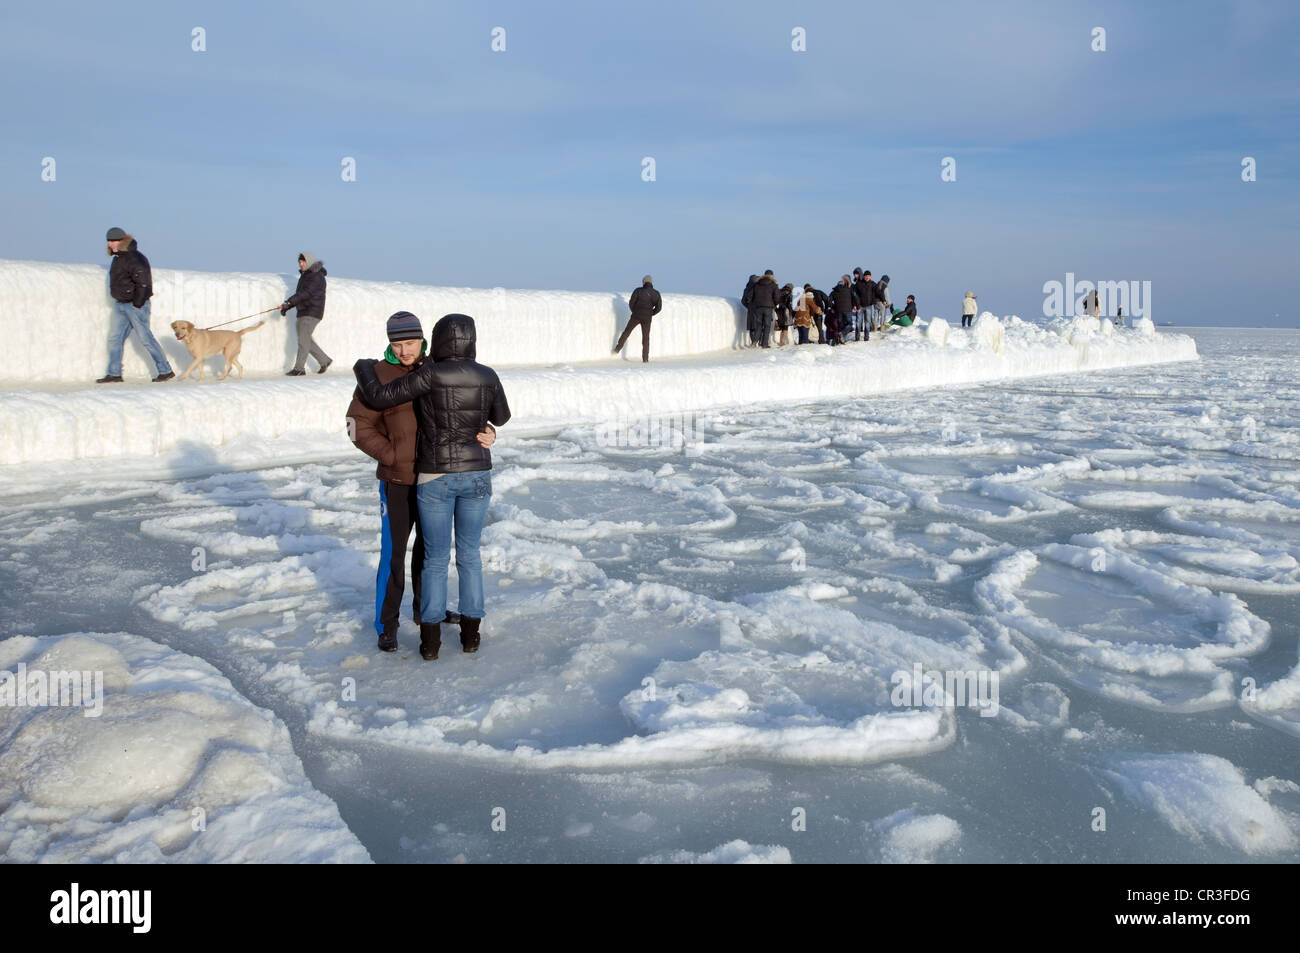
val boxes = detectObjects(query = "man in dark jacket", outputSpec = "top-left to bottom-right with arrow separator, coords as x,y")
741,275 -> 758,346
353,313 -> 511,659
888,294 -> 919,328
97,227 -> 174,383
281,251 -> 333,375
828,275 -> 858,346
750,270 -> 780,348
613,275 -> 663,362
854,270 -> 877,340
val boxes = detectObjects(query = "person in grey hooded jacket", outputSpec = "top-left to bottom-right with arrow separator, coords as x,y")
280,251 -> 333,375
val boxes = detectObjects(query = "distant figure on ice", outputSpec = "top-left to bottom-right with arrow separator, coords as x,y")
804,283 -> 829,343
97,227 -> 174,383
749,270 -> 780,348
794,285 -> 822,345
776,283 -> 796,347
1116,306 -> 1124,327
742,274 -> 759,346
854,269 -> 875,340
874,274 -> 892,332
347,311 -> 496,654
827,275 -> 858,345
613,275 -> 663,362
962,291 -> 977,328
354,313 -> 511,660
1084,289 -> 1100,321
280,252 -> 333,376
888,294 -> 918,328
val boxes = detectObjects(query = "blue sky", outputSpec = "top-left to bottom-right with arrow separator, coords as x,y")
3,0 -> 1297,325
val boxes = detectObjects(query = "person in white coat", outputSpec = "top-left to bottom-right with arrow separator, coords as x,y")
962,291 -> 977,328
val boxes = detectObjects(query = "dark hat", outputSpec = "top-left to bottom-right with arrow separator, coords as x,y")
386,311 -> 423,342
881,274 -> 889,282
906,294 -> 915,301
764,269 -> 774,276
853,268 -> 862,276
105,227 -> 127,241
863,270 -> 872,277
803,283 -> 811,290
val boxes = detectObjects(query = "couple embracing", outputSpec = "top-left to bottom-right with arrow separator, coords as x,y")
348,312 -> 511,660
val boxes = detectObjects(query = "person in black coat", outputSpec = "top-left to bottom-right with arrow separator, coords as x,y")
855,270 -> 877,337
750,270 -> 780,348
281,251 -> 333,375
776,283 -> 795,346
741,275 -> 759,346
98,227 -> 174,383
828,275 -> 858,345
613,276 -> 663,362
353,312 -> 511,659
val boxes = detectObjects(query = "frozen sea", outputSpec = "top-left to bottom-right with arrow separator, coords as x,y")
2,327 -> 1298,863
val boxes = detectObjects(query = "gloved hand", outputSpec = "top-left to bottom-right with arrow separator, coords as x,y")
280,302 -> 290,316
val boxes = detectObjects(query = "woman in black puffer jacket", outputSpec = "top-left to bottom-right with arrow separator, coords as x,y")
354,313 -> 511,660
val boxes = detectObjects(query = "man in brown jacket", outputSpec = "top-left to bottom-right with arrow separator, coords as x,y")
347,311 -> 496,653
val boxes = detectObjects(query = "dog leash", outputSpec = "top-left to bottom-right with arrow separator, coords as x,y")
202,306 -> 281,331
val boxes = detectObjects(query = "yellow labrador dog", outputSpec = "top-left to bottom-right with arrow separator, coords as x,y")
170,320 -> 264,381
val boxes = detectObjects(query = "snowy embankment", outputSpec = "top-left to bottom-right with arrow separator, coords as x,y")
0,632 -> 371,862
0,259 -> 1196,472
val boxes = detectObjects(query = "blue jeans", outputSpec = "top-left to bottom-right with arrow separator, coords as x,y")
107,300 -> 172,377
416,470 -> 492,621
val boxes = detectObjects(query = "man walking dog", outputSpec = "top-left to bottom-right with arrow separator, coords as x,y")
97,227 -> 174,383
281,251 -> 332,376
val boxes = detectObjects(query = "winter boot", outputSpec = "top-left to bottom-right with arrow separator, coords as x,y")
419,622 -> 441,660
377,623 -> 398,653
460,617 -> 481,654
444,610 -> 461,625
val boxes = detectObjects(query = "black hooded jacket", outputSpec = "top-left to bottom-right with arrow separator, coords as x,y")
109,239 -> 152,308
353,314 -> 511,474
286,261 -> 327,318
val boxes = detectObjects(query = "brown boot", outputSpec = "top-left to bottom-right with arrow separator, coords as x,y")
419,622 -> 441,660
460,617 -> 481,653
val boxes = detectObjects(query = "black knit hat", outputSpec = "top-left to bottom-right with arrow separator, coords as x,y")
106,227 -> 127,241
